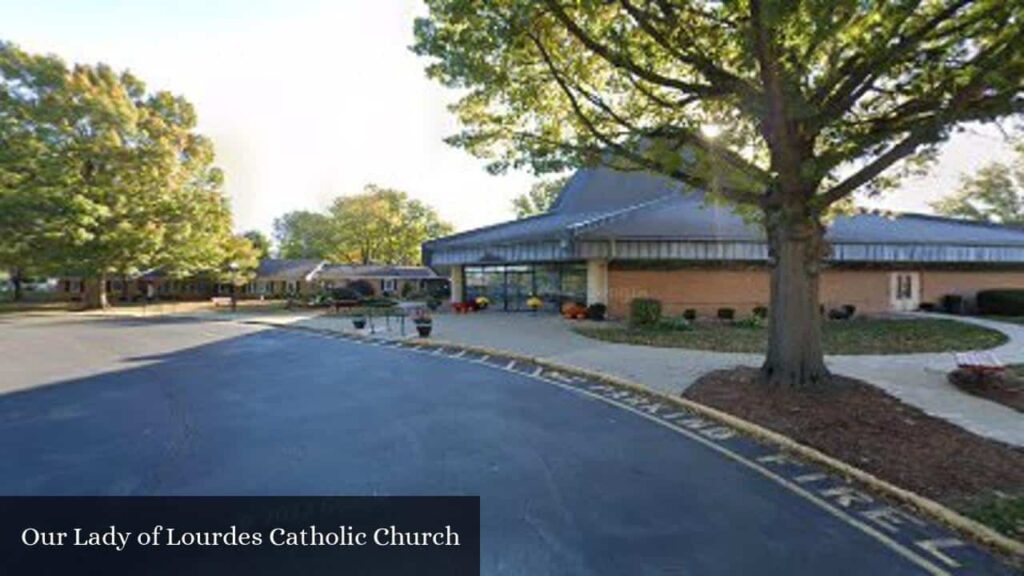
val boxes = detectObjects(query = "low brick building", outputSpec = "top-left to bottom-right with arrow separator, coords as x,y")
422,166 -> 1024,317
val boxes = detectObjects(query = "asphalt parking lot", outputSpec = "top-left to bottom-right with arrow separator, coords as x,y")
0,315 -> 1015,575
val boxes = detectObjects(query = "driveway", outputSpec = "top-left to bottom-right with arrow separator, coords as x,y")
0,315 -> 1014,575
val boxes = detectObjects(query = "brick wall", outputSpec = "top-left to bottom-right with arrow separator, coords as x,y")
921,271 -> 1024,307
606,267 -> 1024,318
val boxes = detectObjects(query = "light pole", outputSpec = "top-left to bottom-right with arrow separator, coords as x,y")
228,261 -> 239,312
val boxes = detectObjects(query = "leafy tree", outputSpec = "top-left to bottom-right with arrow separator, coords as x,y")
414,1 -> 1024,387
512,177 -> 567,218
215,234 -> 261,309
932,140 -> 1024,224
242,230 -> 272,260
0,42 -> 233,308
273,211 -> 334,259
327,184 -> 454,265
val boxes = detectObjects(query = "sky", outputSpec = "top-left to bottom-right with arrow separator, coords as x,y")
1,0 -> 1018,236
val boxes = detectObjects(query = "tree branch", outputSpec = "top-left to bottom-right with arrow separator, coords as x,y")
529,33 -> 764,207
540,0 -> 728,99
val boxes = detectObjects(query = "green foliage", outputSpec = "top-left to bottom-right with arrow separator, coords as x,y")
976,289 -> 1024,316
734,315 -> 766,330
242,230 -> 272,260
965,494 -> 1024,541
656,315 -> 692,332
931,140 -> 1024,224
215,235 -> 261,287
629,297 -> 662,327
273,211 -> 334,259
329,184 -> 453,265
272,185 -> 453,265
0,41 -> 234,306
414,1 -> 1024,208
512,177 -> 567,218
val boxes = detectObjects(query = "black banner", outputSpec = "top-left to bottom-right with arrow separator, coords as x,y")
0,496 -> 480,575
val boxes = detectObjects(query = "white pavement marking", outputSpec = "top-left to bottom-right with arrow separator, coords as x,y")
272,325 -> 955,576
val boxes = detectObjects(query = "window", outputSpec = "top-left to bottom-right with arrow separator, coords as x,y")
463,264 -> 588,311
381,279 -> 398,293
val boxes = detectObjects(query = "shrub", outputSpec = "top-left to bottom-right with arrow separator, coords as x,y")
629,298 -> 662,326
941,294 -> 965,314
657,316 -> 692,331
752,305 -> 768,319
827,305 -> 856,321
976,290 -> 1024,316
347,279 -> 376,298
329,287 -> 360,302
733,315 -> 765,329
585,303 -> 607,321
682,308 -> 697,321
716,307 -> 735,321
361,296 -> 397,308
918,302 -> 937,312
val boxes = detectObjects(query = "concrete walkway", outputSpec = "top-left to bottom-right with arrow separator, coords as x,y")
198,309 -> 1023,448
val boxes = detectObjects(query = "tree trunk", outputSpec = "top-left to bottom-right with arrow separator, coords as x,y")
84,275 -> 110,309
761,212 -> 831,388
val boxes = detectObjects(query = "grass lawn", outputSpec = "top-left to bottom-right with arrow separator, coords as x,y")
575,317 -> 1007,355
965,494 -> 1024,542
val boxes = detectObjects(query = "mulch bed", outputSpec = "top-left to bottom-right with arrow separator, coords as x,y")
684,368 -> 1024,511
948,370 -> 1024,413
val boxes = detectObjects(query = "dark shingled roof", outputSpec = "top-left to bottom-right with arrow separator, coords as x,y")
426,165 -> 1024,250
255,259 -> 325,280
317,264 -> 438,281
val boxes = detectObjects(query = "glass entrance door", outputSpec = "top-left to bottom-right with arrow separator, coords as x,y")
505,269 -> 534,311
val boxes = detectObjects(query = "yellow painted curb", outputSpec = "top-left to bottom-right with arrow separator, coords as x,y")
406,335 -> 1024,561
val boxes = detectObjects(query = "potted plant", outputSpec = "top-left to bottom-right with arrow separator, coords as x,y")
413,309 -> 433,337
526,295 -> 543,312
351,311 -> 367,329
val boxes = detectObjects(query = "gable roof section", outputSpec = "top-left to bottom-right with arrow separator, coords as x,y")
317,264 -> 438,281
255,259 -> 325,281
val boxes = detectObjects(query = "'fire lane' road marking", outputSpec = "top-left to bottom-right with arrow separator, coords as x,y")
269,326 -> 1010,576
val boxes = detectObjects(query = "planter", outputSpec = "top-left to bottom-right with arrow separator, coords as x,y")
416,324 -> 432,337
352,317 -> 367,329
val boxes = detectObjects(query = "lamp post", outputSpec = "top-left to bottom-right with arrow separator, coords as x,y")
228,261 -> 239,312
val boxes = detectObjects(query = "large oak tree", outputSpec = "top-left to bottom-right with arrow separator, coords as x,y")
0,42 -> 234,308
414,0 -> 1024,387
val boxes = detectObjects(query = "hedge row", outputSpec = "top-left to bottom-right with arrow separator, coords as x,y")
976,289 -> 1024,316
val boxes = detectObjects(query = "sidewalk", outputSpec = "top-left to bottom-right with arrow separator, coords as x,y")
210,309 -> 1023,448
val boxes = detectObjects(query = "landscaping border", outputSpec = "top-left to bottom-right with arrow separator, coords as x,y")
245,319 -> 1023,568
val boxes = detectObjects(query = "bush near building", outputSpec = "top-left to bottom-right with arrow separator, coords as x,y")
976,289 -> 1024,316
